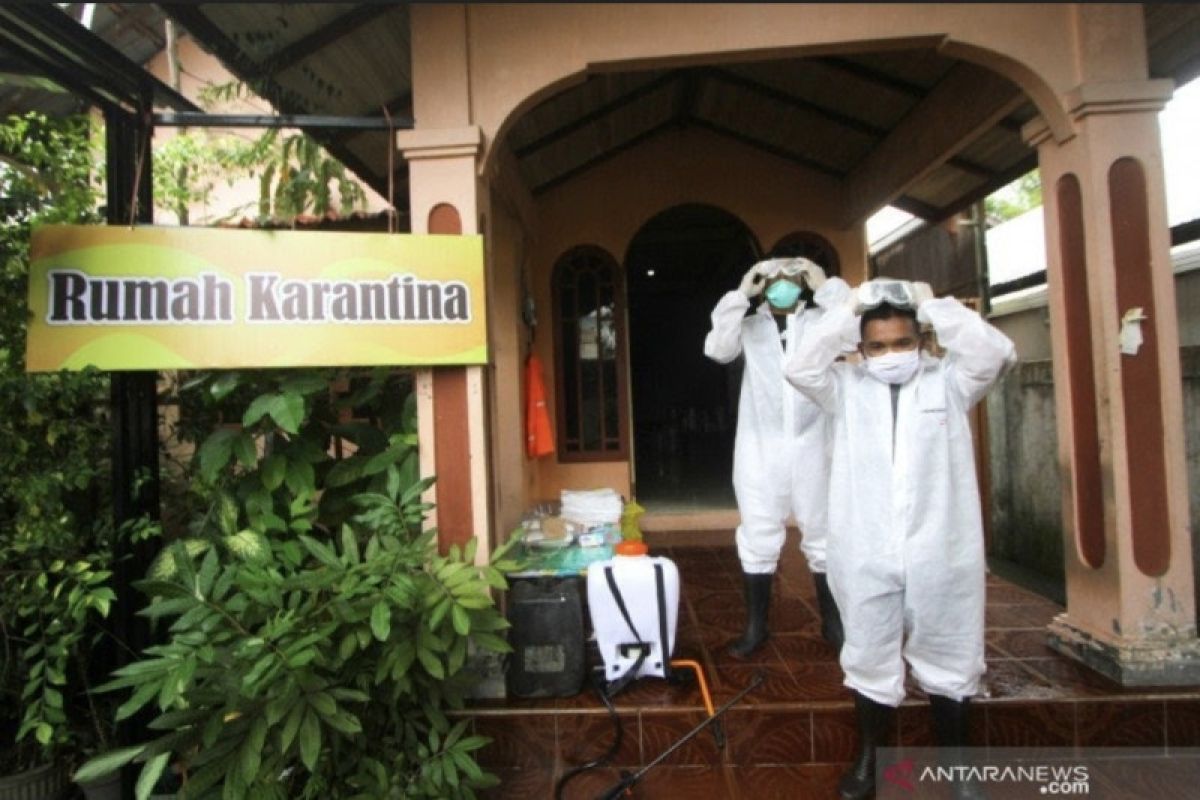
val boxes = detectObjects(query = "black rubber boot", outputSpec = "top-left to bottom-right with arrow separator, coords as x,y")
726,572 -> 772,659
838,691 -> 895,800
812,572 -> 844,649
929,694 -> 987,800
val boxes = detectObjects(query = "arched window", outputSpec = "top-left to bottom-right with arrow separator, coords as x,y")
551,245 -> 628,461
769,230 -> 841,276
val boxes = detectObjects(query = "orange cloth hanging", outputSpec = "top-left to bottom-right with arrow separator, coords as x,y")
525,352 -> 556,458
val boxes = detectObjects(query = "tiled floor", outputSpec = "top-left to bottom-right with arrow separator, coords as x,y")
468,532 -> 1200,798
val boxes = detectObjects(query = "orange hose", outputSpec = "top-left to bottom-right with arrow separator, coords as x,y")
669,658 -> 714,718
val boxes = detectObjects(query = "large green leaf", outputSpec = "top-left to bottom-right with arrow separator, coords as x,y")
135,752 -> 170,800
241,392 -> 276,428
73,744 -> 145,783
285,459 -> 316,494
298,535 -> 340,568
279,701 -> 305,753
260,453 -> 286,490
451,604 -> 471,637
298,709 -> 322,771
224,529 -> 270,563
268,392 -> 305,434
417,648 -> 444,679
198,427 -> 239,482
208,371 -> 242,401
233,432 -> 258,468
369,601 -> 391,641
238,715 -> 268,786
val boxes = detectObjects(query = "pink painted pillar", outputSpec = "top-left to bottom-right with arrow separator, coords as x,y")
1026,79 -> 1200,684
400,3 -> 493,562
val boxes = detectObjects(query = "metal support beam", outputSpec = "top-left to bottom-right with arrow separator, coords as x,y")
153,111 -> 410,130
104,101 -> 159,800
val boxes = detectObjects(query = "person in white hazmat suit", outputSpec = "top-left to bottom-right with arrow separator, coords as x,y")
785,276 -> 1015,800
703,256 -> 846,660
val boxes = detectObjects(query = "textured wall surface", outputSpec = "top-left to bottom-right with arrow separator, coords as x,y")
986,347 -> 1199,609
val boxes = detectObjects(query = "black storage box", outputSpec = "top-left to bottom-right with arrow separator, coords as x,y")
506,577 -> 585,698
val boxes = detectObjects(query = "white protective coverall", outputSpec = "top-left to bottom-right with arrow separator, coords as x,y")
703,283 -> 846,575
784,278 -> 1016,706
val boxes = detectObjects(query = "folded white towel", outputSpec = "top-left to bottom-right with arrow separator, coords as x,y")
560,488 -> 623,528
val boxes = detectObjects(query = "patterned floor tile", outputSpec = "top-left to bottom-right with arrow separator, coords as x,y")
985,700 -> 1074,747
473,713 -> 559,770
723,708 -> 813,765
1075,700 -> 1166,749
636,764 -> 740,798
731,764 -> 845,798
785,661 -> 854,702
639,708 -> 728,766
769,632 -> 837,664
478,767 -> 554,799
1089,755 -> 1200,797
558,708 -> 642,768
711,662 -> 802,706
811,706 -> 863,762
550,766 -> 627,800
1166,699 -> 1200,749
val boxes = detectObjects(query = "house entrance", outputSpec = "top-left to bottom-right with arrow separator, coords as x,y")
625,204 -> 759,510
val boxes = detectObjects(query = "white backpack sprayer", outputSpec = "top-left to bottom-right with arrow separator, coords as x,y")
555,540 -> 763,799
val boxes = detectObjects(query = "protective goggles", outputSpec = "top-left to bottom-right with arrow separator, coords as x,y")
858,279 -> 916,310
759,258 -> 808,279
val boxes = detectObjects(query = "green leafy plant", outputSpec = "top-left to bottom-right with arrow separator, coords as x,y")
152,96 -> 368,227
985,169 -> 1042,226
0,367 -> 119,766
247,128 -> 368,221
76,368 -> 515,798
0,112 -> 119,774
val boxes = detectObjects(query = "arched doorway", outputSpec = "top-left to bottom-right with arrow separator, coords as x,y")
625,204 -> 760,509
768,230 -> 841,277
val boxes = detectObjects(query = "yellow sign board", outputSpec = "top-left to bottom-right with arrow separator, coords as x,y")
26,225 -> 487,371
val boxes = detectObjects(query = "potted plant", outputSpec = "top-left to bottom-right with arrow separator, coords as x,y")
75,368 -> 519,798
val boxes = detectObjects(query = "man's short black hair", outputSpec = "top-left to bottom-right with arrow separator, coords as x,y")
860,303 -> 919,339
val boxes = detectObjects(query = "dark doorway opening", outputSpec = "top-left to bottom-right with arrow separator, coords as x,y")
625,204 -> 760,510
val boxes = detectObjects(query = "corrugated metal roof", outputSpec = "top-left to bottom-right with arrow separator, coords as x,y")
0,3 -> 170,116
0,4 -> 196,117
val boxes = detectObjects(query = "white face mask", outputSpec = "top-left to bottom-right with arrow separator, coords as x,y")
866,349 -> 920,385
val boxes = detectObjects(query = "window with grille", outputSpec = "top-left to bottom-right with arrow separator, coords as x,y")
551,245 -> 628,461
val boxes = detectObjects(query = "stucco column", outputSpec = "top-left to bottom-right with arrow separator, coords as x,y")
400,3 -> 491,562
1027,79 -> 1200,684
